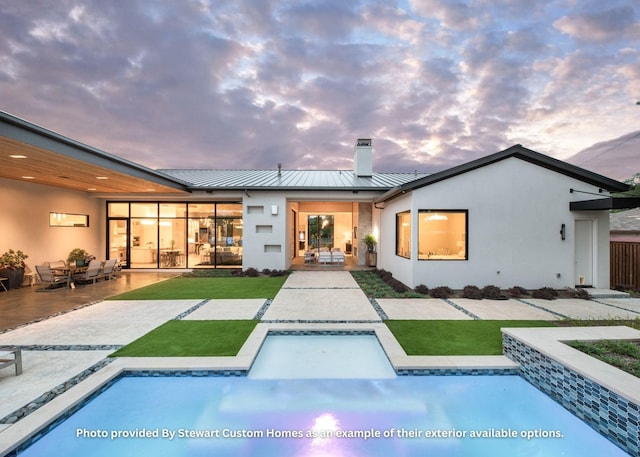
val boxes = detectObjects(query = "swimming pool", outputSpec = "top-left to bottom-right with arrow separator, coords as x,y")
14,374 -> 628,456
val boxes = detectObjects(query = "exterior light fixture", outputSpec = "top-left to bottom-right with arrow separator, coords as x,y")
560,223 -> 566,240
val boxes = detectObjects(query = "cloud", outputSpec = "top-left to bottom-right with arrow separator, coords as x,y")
554,5 -> 637,42
0,0 -> 639,180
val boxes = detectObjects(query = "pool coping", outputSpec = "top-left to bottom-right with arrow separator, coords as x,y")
502,325 -> 640,405
0,321 -> 519,455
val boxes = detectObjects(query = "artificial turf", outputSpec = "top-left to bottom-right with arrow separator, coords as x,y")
385,320 -> 556,355
110,320 -> 258,357
107,276 -> 287,300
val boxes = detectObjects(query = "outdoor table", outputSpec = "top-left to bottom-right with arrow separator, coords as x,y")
51,265 -> 88,287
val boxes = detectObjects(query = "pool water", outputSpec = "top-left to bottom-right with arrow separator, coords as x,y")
248,334 -> 397,379
18,375 -> 628,456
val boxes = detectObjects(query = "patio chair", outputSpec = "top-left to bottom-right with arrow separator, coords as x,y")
0,348 -> 22,376
35,264 -> 69,291
73,259 -> 103,285
49,259 -> 67,269
22,264 -> 39,287
101,259 -> 118,280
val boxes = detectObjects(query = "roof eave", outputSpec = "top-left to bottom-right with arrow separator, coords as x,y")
0,111 -> 188,191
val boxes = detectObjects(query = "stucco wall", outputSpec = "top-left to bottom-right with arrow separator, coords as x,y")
242,193 -> 288,271
0,178 -> 103,267
379,158 -> 611,289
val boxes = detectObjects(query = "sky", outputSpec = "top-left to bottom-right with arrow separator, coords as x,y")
1,0 -> 639,179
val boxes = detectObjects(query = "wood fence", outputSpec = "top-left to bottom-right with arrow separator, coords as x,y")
610,241 -> 640,290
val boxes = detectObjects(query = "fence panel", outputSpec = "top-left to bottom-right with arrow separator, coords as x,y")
610,241 -> 640,290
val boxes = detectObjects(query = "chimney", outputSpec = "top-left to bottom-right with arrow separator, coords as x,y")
354,138 -> 372,177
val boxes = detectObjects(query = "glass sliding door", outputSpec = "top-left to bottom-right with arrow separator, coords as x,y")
214,204 -> 243,267
108,219 -> 128,266
308,215 -> 334,250
108,201 -> 243,269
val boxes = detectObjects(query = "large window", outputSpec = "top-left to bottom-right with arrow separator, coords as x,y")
107,202 -> 242,269
396,211 -> 411,258
418,210 -> 467,260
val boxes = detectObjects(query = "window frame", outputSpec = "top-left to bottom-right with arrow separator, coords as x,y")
417,209 -> 468,261
395,210 -> 411,259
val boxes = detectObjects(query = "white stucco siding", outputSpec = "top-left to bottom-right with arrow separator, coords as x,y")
0,178 -> 103,266
379,193 -> 414,287
242,193 -> 288,271
380,158 -> 611,289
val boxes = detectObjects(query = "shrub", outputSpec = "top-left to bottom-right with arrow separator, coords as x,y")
388,278 -> 408,293
244,267 -> 259,277
414,284 -> 429,295
430,286 -> 453,299
262,268 -> 272,276
508,286 -> 529,298
376,269 -> 393,281
573,288 -> 590,300
532,287 -> 558,300
462,285 -> 483,299
481,285 -> 502,299
269,269 -> 288,277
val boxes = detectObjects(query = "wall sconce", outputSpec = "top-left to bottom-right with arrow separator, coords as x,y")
560,223 -> 566,241
271,205 -> 278,215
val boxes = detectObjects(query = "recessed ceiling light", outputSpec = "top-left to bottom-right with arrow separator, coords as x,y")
96,176 -> 109,180
87,188 -> 97,191
146,188 -> 156,192
22,176 -> 34,179
9,155 -> 27,159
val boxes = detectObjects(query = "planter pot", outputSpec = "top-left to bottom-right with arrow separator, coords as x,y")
366,252 -> 377,267
0,268 -> 24,290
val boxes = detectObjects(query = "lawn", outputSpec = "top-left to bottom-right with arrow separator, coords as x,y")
385,320 -> 556,355
110,320 -> 258,357
107,276 -> 288,300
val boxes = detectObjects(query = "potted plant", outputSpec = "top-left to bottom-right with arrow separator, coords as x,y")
0,249 -> 28,290
67,248 -> 91,267
364,234 -> 377,267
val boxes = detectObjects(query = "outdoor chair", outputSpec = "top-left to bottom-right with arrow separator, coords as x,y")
73,259 -> 103,285
0,348 -> 22,376
101,259 -> 118,280
49,260 -> 67,269
35,264 -> 69,291
22,264 -> 38,286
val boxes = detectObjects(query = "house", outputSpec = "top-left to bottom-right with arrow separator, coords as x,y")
1,110 -> 636,290
610,208 -> 640,242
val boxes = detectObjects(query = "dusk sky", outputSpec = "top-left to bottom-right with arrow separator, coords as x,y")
1,0 -> 639,178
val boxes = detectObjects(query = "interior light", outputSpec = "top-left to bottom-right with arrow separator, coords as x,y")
9,154 -> 27,159
96,176 -> 109,180
22,176 -> 35,179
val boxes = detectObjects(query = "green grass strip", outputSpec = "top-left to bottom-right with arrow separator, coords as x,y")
110,320 -> 258,357
385,320 -> 556,356
108,276 -> 287,300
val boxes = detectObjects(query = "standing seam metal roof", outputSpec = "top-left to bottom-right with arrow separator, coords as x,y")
158,169 -> 429,190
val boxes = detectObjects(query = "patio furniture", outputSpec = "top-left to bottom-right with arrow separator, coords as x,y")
35,264 -> 70,290
22,264 -> 39,286
0,277 -> 7,291
49,260 -> 67,269
72,259 -> 103,284
318,250 -> 332,264
304,250 -> 315,263
0,348 -> 22,376
101,259 -> 118,280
